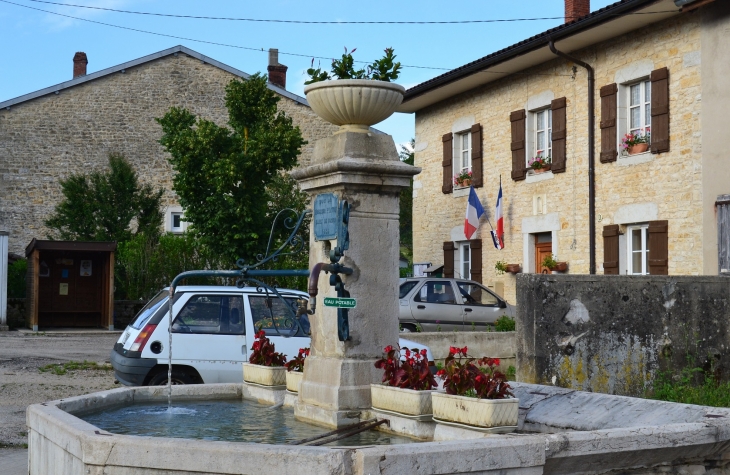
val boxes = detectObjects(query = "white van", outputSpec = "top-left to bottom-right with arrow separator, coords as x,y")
111,285 -> 432,386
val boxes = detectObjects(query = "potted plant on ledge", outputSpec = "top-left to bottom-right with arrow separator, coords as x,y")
528,156 -> 551,174
495,260 -> 507,276
284,347 -> 309,393
542,254 -> 568,273
454,170 -> 473,188
371,345 -> 439,418
304,47 -> 404,133
242,330 -> 288,387
432,347 -> 518,432
622,130 -> 650,155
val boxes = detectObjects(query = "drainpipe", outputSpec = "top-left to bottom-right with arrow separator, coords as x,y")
548,40 -> 596,274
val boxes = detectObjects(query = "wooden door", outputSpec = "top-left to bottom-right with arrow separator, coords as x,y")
535,242 -> 553,274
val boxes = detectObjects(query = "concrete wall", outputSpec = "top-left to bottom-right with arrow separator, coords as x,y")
412,12 -> 706,305
401,331 -> 515,368
516,274 -> 730,397
0,52 -> 338,255
700,2 -> 730,274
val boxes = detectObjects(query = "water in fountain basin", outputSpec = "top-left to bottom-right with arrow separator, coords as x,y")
82,399 -> 418,446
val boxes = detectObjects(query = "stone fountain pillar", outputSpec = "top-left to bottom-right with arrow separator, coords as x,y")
291,80 -> 419,428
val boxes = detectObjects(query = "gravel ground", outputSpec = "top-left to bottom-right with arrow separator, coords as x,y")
0,330 -> 121,447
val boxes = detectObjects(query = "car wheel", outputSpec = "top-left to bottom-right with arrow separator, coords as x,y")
148,370 -> 196,386
400,323 -> 417,333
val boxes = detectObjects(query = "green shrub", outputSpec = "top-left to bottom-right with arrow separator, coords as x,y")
494,315 -> 516,332
649,366 -> 730,407
8,259 -> 27,298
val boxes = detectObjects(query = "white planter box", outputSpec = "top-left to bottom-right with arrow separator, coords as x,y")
370,384 -> 439,416
303,79 -> 405,133
242,363 -> 287,387
286,370 -> 303,393
431,393 -> 518,429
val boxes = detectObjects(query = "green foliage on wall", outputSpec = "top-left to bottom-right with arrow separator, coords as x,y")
7,259 -> 27,298
45,154 -> 164,243
156,74 -> 306,266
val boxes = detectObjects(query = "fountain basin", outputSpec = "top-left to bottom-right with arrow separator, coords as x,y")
28,383 -> 730,475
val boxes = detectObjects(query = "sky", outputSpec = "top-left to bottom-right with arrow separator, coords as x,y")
0,0 -> 618,149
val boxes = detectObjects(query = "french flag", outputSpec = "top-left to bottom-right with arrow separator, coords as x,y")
464,187 -> 484,240
492,178 -> 504,250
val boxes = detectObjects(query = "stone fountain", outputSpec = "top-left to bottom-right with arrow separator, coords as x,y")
25,80 -> 730,474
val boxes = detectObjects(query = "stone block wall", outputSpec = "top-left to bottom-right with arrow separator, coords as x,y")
412,13 -> 704,305
516,274 -> 730,397
0,52 -> 338,255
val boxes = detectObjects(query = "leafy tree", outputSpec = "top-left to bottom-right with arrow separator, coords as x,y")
156,73 -> 306,266
399,140 -> 415,253
45,154 -> 164,243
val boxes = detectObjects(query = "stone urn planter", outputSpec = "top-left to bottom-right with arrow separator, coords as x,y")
628,143 -> 649,155
432,393 -> 518,431
286,370 -> 303,393
242,363 -> 286,387
303,79 -> 405,133
370,384 -> 440,417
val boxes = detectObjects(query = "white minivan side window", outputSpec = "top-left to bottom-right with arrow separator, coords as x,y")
172,295 -> 245,335
249,296 -> 309,336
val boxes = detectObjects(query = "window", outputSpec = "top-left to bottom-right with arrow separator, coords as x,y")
173,295 -> 245,335
627,224 -> 650,275
459,242 -> 471,280
171,212 -> 183,233
249,295 -> 309,336
456,282 -> 499,306
454,131 -> 471,175
413,281 -> 456,304
533,108 -> 552,160
628,80 -> 651,137
399,281 -> 418,299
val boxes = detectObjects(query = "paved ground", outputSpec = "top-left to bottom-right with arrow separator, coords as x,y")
0,329 -> 120,474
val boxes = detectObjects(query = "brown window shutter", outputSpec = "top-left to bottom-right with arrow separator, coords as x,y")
551,97 -> 567,173
648,220 -> 669,275
510,110 -> 526,181
470,239 -> 482,283
470,124 -> 483,188
650,68 -> 670,154
442,133 -> 453,194
602,225 -> 620,274
600,84 -> 618,163
443,242 -> 455,278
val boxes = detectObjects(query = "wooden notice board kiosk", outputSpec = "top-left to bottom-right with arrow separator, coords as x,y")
25,240 -> 116,331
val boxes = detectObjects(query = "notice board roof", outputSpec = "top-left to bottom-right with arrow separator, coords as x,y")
25,239 -> 117,257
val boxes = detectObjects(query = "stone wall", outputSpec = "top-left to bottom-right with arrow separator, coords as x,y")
0,52 -> 338,254
516,274 -> 730,397
412,12 -> 706,305
400,331 -> 515,368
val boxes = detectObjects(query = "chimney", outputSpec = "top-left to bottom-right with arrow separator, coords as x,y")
73,52 -> 88,78
267,48 -> 288,89
565,0 -> 590,22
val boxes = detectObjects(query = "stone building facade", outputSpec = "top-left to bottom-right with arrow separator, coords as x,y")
399,0 -> 730,304
0,45 -> 338,254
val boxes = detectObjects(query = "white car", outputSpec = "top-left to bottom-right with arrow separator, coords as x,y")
111,285 -> 433,385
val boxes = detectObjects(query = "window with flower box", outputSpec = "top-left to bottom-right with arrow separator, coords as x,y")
454,131 -> 471,177
532,108 -> 552,163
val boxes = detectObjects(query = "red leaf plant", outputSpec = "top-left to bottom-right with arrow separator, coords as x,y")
436,346 -> 513,399
249,330 -> 287,367
374,344 -> 437,391
285,347 -> 310,373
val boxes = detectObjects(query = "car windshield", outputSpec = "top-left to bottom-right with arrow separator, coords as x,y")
399,281 -> 418,299
130,291 -> 167,329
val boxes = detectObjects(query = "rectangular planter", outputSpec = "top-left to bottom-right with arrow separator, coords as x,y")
370,384 -> 440,417
431,393 -> 518,429
286,370 -> 303,392
242,363 -> 287,387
